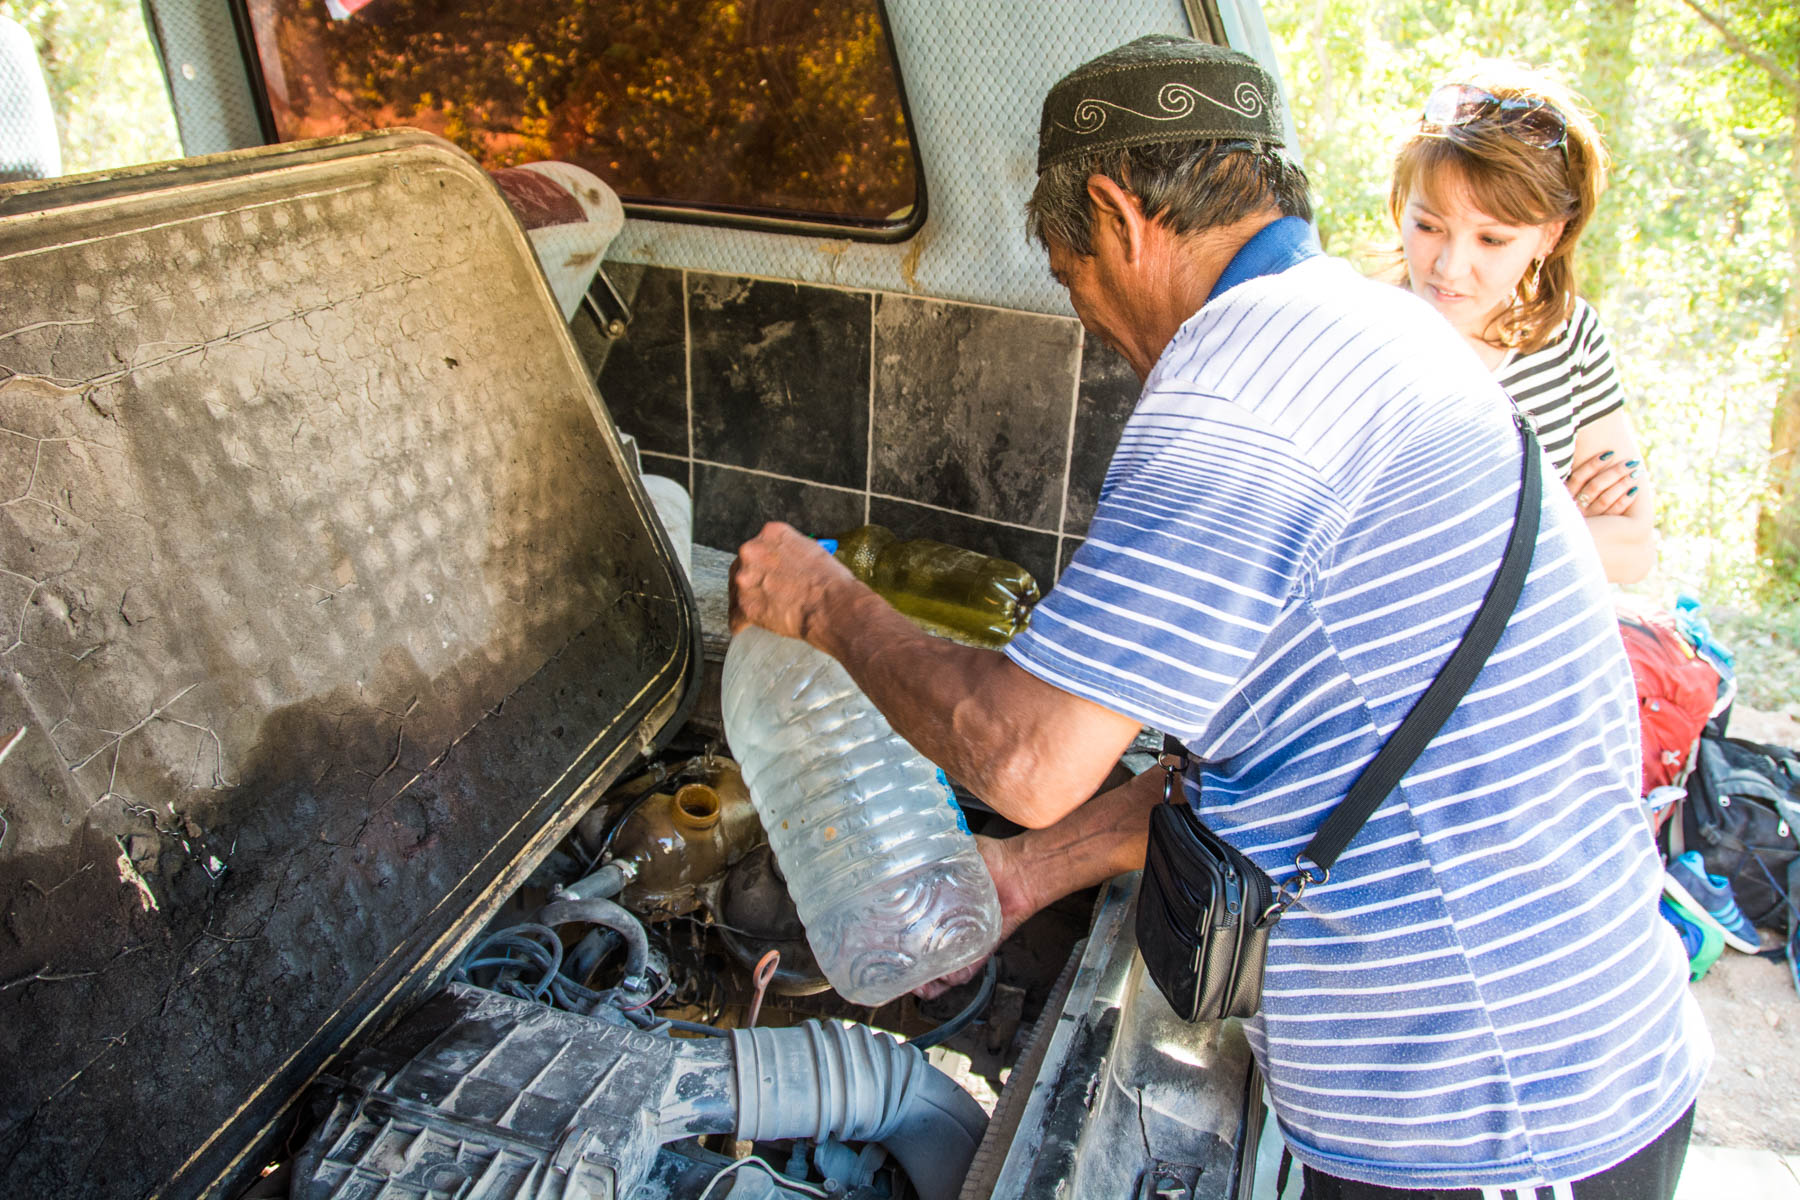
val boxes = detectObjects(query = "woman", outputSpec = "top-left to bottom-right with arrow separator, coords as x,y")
1389,63 -> 1656,583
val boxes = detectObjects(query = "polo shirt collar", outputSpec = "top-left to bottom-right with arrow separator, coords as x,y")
1206,215 -> 1322,302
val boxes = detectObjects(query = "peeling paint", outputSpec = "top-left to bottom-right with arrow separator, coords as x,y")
816,238 -> 852,285
114,841 -> 159,912
900,238 -> 925,293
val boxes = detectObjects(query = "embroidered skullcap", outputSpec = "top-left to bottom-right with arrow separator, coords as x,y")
1037,35 -> 1285,173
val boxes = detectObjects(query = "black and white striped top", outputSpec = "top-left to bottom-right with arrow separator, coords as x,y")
1495,299 -> 1625,480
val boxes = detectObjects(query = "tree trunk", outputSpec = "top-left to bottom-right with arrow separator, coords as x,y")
1577,0 -> 1638,305
1755,85 -> 1800,581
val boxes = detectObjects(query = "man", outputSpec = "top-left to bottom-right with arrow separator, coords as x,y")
730,35 -> 1707,1199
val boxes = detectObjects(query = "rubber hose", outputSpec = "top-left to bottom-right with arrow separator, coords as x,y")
557,860 -> 633,901
729,1019 -> 988,1200
535,897 -> 650,988
563,927 -> 622,985
910,958 -> 997,1051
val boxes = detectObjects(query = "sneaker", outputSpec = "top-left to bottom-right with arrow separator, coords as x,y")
1663,851 -> 1761,953
1789,920 -> 1800,1000
1659,897 -> 1724,982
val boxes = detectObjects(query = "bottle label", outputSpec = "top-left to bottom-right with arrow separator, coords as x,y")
934,766 -> 971,834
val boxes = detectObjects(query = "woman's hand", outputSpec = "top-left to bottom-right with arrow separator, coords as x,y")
1562,408 -> 1656,584
1565,448 -> 1642,517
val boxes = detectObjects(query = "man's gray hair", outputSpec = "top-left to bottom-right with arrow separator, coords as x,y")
1027,142 -> 1313,255
1027,36 -> 1312,254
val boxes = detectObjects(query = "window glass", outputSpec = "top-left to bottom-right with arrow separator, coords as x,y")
243,0 -> 920,230
1,2 -> 180,178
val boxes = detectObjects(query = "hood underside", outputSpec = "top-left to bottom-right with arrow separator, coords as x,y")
0,131 -> 697,1199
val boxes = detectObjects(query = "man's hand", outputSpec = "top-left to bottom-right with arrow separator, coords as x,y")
914,833 -> 1040,1000
910,767 -> 1165,999
729,521 -> 860,641
1565,449 -> 1640,517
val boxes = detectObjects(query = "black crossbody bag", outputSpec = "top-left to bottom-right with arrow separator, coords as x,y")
1135,418 -> 1544,1022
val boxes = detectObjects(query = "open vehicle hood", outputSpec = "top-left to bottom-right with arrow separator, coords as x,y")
0,130 -> 699,1199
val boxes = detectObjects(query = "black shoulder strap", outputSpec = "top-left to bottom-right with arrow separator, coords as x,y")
1302,418 -> 1542,872
1161,417 -> 1544,877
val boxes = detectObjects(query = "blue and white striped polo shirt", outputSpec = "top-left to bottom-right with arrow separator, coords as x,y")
1007,241 -> 1708,1190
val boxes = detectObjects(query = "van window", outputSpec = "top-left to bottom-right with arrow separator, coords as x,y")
241,0 -> 921,235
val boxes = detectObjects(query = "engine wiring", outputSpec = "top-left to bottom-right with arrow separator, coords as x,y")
457,750 -> 1001,1064
693,1154 -> 830,1200
453,921 -> 656,1020
443,758 -> 998,1200
456,911 -> 1001,1052
454,922 -> 567,1004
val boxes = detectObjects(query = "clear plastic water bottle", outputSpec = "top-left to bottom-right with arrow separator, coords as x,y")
720,625 -> 1001,1005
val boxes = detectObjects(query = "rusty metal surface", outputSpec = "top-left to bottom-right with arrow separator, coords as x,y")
0,132 -> 696,1198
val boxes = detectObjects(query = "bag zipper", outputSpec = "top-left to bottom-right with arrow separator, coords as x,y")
1219,864 -> 1241,927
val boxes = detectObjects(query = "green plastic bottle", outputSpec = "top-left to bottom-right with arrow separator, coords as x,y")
830,524 -> 1040,648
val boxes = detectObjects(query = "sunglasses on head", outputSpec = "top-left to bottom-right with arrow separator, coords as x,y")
1421,83 -> 1568,151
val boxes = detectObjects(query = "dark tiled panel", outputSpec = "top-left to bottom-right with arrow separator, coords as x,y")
1065,332 -> 1141,537
689,274 -> 871,490
868,497 -> 1059,597
595,266 -> 689,457
605,261 -> 649,297
692,463 -> 866,554
870,295 -> 1080,530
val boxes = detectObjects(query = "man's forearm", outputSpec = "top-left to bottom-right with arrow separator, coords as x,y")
729,523 -> 1142,827
806,578 -> 1117,826
813,582 -> 1072,827
995,767 -> 1164,916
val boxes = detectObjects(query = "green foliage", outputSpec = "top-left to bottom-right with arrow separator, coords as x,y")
1267,0 -> 1793,618
1707,594 -> 1800,711
0,0 -> 179,172
3,0 -> 913,219
261,0 -> 916,219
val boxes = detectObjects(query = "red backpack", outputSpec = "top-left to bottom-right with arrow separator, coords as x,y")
1615,597 -> 1722,798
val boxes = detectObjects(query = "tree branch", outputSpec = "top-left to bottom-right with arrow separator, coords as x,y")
1678,0 -> 1800,95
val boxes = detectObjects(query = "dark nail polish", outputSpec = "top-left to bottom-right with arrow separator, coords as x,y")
1625,459 -> 1640,468
1600,451 -> 1615,461
1627,486 -> 1639,496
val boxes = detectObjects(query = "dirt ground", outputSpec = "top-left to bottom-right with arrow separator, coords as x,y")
1689,703 -> 1800,1152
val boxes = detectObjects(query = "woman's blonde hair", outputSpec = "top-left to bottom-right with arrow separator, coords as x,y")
1388,62 -> 1610,354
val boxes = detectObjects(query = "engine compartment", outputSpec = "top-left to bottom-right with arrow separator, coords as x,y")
262,731 -> 1104,1200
